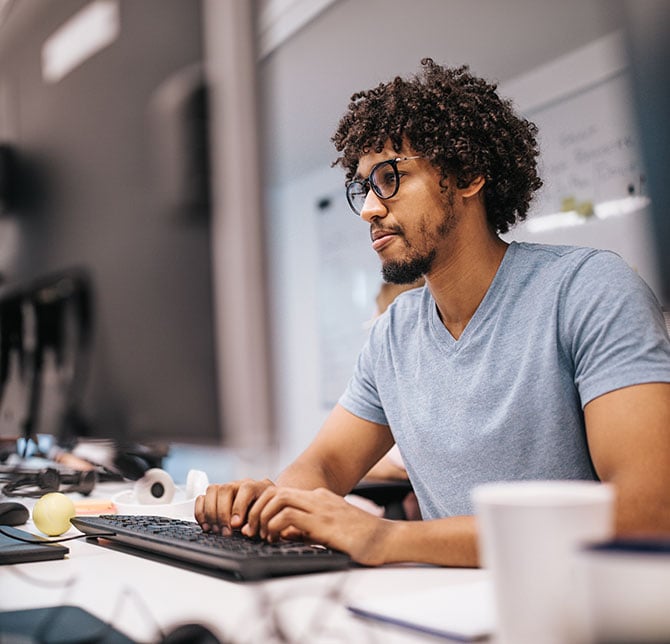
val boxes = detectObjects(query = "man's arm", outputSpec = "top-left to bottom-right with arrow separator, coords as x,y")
250,406 -> 479,566
195,404 -> 481,566
363,445 -> 410,481
195,405 -> 394,534
584,382 -> 670,534
276,404 -> 395,492
250,382 -> 670,566
250,485 -> 479,567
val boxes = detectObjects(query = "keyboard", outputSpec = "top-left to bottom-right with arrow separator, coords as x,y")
70,514 -> 351,580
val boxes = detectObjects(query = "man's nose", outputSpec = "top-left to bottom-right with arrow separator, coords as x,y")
360,190 -> 387,223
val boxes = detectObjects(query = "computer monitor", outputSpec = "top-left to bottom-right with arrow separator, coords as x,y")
624,0 -> 670,308
0,0 -> 275,455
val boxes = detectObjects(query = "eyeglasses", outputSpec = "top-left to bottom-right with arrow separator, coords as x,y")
345,156 -> 422,216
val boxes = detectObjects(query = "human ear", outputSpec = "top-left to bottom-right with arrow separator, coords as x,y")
461,175 -> 486,198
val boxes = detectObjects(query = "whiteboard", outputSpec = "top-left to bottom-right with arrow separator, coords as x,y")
527,70 -> 644,218
316,194 -> 381,407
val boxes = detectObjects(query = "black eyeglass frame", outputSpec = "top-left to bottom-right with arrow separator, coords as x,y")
345,155 -> 422,216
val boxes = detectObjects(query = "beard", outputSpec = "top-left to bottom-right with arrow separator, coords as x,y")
382,250 -> 436,284
380,190 -> 458,284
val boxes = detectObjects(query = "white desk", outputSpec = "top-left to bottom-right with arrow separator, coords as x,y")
1,487 -> 492,643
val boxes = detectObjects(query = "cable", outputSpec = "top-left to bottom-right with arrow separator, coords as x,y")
0,526 -> 113,544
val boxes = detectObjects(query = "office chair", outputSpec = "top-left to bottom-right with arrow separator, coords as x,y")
350,479 -> 415,520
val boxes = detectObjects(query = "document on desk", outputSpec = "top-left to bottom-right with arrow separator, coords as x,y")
347,580 -> 495,641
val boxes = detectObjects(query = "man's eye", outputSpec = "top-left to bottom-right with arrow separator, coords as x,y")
377,171 -> 397,192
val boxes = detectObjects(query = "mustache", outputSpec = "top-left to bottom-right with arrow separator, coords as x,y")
370,224 -> 403,242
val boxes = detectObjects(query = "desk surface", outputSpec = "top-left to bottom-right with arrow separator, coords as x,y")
1,485 -> 491,643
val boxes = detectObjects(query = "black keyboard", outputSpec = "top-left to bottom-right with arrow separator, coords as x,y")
71,514 -> 351,580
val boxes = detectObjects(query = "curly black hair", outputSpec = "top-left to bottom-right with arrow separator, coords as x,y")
332,59 -> 542,234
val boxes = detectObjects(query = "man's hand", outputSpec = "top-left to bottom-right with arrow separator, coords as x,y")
195,481 -> 392,565
195,478 -> 275,535
246,485 -> 392,565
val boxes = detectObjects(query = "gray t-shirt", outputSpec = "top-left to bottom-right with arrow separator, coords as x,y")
339,242 -> 670,519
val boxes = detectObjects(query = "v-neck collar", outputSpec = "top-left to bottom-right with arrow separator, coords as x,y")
428,242 -> 518,351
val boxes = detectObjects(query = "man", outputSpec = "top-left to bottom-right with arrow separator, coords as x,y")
196,59 -> 670,567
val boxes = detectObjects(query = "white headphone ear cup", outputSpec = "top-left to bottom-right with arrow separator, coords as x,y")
133,468 -> 176,504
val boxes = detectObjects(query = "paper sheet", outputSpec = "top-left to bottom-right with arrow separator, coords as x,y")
347,580 -> 496,641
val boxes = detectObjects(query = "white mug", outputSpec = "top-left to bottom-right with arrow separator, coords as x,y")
472,480 -> 615,644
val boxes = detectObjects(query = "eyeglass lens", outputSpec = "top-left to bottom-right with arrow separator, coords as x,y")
346,159 -> 399,215
371,160 -> 400,198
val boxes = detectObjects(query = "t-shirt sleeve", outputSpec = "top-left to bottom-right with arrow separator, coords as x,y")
560,250 -> 670,406
338,319 -> 389,426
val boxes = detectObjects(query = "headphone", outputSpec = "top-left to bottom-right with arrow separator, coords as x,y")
2,467 -> 97,497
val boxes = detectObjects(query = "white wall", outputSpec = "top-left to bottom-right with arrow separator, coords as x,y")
268,166 -> 342,464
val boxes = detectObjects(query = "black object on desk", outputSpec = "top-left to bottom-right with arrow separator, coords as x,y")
0,500 -> 29,525
0,605 -> 135,643
72,514 -> 351,581
0,525 -> 69,564
351,479 -> 414,520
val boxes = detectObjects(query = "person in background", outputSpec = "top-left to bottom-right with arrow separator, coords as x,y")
374,279 -> 425,320
196,59 -> 670,567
